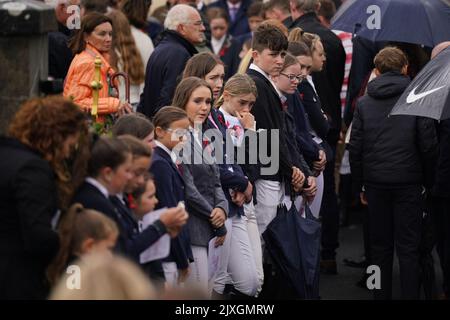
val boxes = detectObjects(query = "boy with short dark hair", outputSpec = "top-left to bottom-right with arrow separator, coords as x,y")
349,46 -> 438,300
247,23 -> 305,236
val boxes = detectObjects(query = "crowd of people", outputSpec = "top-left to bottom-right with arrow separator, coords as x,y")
0,0 -> 449,300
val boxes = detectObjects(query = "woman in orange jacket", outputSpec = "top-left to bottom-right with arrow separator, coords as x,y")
64,12 -> 132,121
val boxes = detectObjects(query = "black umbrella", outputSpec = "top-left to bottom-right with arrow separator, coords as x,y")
262,201 -> 321,299
331,0 -> 450,48
390,47 -> 450,119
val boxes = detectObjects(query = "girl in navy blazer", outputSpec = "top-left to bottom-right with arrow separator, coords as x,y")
150,106 -> 194,288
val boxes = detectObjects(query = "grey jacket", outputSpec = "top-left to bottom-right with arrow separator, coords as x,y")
181,133 -> 228,247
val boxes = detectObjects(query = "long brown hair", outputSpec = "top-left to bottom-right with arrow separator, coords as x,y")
69,12 -> 113,55
47,203 -> 118,286
8,96 -> 89,210
107,9 -> 145,85
172,77 -> 212,111
183,52 -> 224,80
119,0 -> 151,29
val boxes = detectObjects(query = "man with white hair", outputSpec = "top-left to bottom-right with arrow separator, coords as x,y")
138,4 -> 206,118
48,0 -> 81,80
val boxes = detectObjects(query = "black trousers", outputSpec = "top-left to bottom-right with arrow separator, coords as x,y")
432,197 -> 450,297
320,142 -> 340,260
365,185 -> 424,300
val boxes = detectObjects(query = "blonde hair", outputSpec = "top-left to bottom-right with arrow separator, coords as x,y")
49,254 -> 156,300
237,49 -> 253,75
216,74 -> 257,108
288,27 -> 321,53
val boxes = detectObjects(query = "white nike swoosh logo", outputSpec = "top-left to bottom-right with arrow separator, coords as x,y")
406,86 -> 445,103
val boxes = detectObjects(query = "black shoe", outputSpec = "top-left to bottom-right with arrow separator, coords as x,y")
229,287 -> 257,300
320,259 -> 337,275
211,284 -> 234,300
343,257 -> 368,269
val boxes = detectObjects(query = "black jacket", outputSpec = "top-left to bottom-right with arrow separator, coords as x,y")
298,80 -> 331,141
286,90 -> 321,164
137,31 -> 198,118
0,137 -> 59,299
247,68 -> 294,182
73,182 -> 167,262
349,72 -> 438,190
48,23 -> 74,80
289,13 -> 346,145
432,119 -> 450,197
207,0 -> 251,37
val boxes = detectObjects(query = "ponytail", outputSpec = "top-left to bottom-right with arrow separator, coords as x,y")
47,204 -> 118,286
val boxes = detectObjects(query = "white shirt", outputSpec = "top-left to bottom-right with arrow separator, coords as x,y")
86,177 -> 109,198
306,75 -> 318,95
227,1 -> 241,12
211,35 -> 226,55
249,63 -> 279,94
219,107 -> 245,147
154,140 -> 178,164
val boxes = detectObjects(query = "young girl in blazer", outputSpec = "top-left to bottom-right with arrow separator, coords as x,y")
172,77 -> 229,294
150,106 -> 194,288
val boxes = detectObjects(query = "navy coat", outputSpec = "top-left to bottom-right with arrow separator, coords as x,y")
48,23 -> 73,80
207,110 -> 249,217
207,0 -> 251,37
286,91 -> 321,164
150,147 -> 194,269
289,12 -> 346,145
137,31 -> 198,118
73,182 -> 167,262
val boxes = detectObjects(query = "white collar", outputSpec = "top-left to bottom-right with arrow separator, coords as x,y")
250,63 -> 280,94
306,75 -> 318,94
227,1 -> 241,9
219,106 -> 233,119
155,140 -> 177,164
211,35 -> 226,55
86,177 -> 109,198
249,63 -> 270,81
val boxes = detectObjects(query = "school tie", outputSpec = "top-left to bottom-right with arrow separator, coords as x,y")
229,5 -> 238,22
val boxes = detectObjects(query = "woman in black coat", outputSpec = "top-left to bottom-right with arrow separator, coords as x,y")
0,96 -> 88,299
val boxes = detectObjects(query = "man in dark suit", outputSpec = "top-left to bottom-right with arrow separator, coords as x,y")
264,0 -> 293,28
207,0 -> 252,37
137,4 -> 205,118
48,0 -> 81,80
289,0 -> 345,146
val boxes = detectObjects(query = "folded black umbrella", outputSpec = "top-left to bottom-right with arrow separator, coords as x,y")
263,201 -> 321,299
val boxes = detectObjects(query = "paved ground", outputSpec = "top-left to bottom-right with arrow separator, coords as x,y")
319,219 -> 444,300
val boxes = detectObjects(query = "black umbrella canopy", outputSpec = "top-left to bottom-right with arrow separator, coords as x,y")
390,47 -> 450,120
331,0 -> 450,47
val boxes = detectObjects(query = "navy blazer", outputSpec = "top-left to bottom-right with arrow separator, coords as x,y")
73,182 -> 167,262
207,0 -> 251,37
287,90 -> 321,164
150,147 -> 194,269
207,110 -> 249,217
